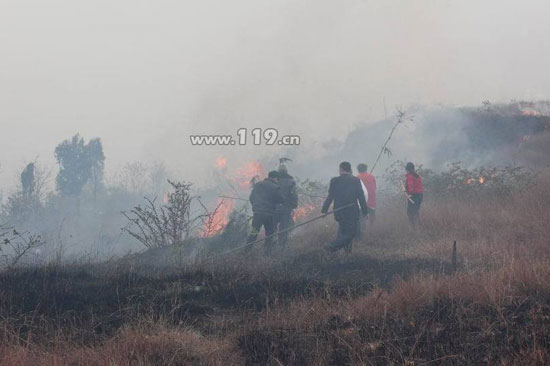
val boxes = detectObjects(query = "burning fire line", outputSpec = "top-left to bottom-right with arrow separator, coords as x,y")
465,176 -> 485,185
201,198 -> 234,238
235,161 -> 265,189
202,157 -> 266,237
293,204 -> 316,222
206,157 -> 318,235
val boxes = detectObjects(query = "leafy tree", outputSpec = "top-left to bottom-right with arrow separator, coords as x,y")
54,134 -> 105,196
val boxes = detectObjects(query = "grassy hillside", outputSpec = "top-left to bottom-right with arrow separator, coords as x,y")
1,169 -> 549,364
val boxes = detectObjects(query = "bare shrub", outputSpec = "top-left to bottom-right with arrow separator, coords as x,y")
383,160 -> 535,200
122,180 -> 203,248
0,225 -> 44,268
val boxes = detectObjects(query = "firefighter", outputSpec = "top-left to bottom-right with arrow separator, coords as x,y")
321,162 -> 368,253
405,162 -> 424,226
357,163 -> 376,223
274,164 -> 298,248
247,170 -> 284,254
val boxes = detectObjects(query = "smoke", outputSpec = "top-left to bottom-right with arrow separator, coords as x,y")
2,0 -> 550,189
2,1 -> 550,262
285,101 -> 550,184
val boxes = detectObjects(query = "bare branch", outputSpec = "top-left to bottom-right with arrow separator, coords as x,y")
371,109 -> 414,174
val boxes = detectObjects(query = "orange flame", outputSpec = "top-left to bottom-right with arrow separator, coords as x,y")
201,199 -> 234,237
521,108 -> 538,116
215,156 -> 228,170
235,161 -> 265,189
465,177 -> 485,185
293,204 -> 316,222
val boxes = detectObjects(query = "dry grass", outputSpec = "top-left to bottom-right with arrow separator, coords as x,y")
1,172 -> 550,364
0,323 -> 239,365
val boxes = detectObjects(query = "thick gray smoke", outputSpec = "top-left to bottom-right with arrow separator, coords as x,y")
1,1 -> 550,263
2,0 -> 550,189
262,101 -> 550,185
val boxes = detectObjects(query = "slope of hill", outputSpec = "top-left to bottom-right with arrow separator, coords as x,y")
1,168 -> 549,365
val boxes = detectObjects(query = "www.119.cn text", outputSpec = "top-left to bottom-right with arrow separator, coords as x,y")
190,128 -> 300,146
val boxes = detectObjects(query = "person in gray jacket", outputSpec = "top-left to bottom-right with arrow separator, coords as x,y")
247,171 -> 284,254
274,164 -> 298,248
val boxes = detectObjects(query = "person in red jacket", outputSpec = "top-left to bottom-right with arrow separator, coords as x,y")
357,163 -> 376,223
405,162 -> 424,225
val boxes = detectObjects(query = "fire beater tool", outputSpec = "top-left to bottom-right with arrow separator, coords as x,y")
203,203 -> 357,260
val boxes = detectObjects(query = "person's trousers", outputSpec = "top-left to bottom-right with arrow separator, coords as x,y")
356,215 -> 368,240
367,207 -> 376,224
275,213 -> 294,248
407,193 -> 423,225
328,217 -> 358,252
247,213 -> 275,252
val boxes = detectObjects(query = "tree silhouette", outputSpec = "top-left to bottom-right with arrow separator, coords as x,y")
20,163 -> 35,197
54,134 -> 105,196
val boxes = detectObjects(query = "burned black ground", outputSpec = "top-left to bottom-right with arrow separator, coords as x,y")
0,252 -> 448,345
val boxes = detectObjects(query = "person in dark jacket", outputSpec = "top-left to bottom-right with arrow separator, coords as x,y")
274,164 -> 298,248
321,162 -> 368,252
405,162 -> 424,226
247,171 -> 284,253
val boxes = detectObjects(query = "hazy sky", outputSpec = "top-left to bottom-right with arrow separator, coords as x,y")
1,0 -> 549,189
